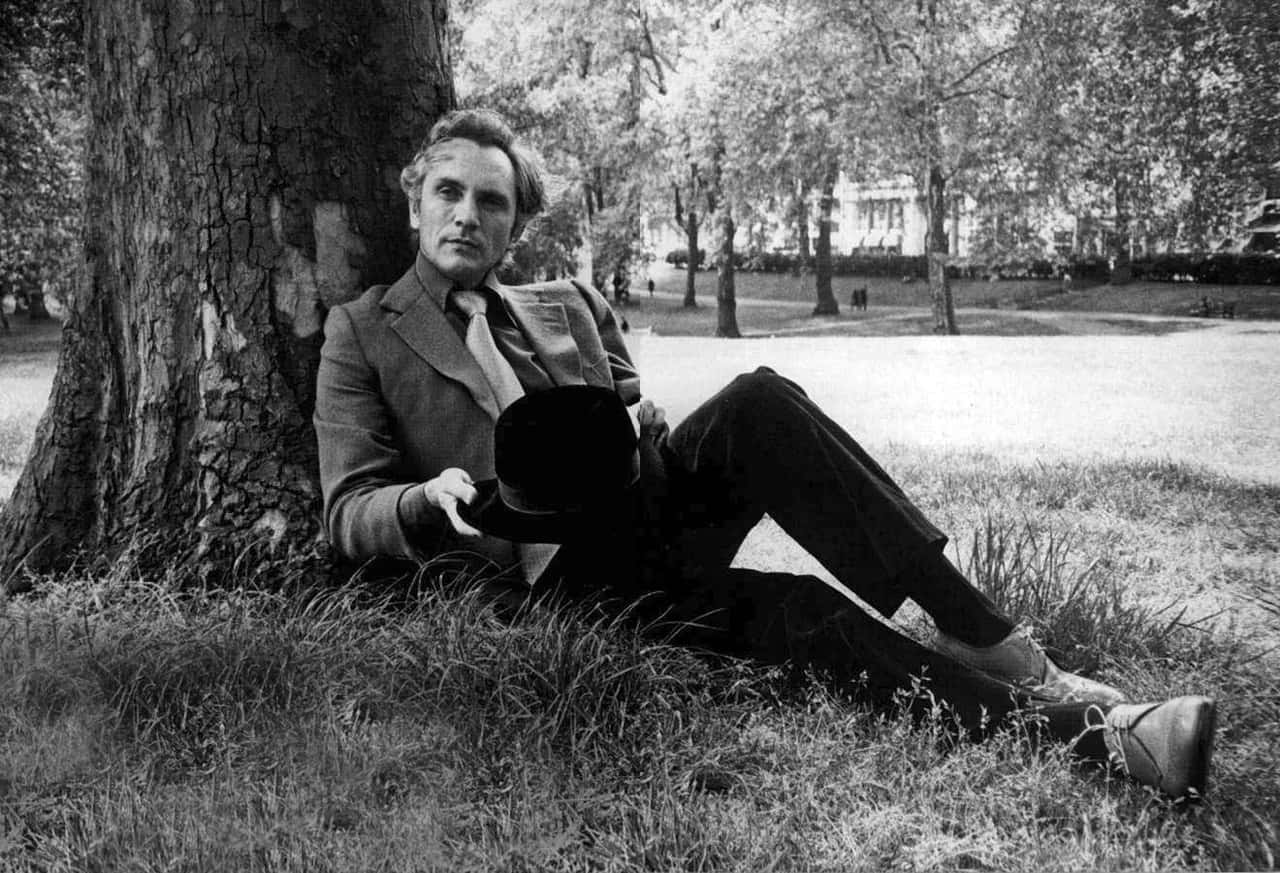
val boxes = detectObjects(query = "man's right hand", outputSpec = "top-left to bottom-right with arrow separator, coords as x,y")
423,467 -> 483,537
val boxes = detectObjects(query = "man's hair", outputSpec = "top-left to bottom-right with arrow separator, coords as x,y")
399,109 -> 546,235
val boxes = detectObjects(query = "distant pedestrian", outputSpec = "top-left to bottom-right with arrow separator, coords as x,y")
611,270 -> 630,305
647,278 -> 654,297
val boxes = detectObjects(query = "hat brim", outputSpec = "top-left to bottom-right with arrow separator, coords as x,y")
458,479 -> 631,544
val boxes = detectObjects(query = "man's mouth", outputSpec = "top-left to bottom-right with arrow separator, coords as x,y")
445,238 -> 480,250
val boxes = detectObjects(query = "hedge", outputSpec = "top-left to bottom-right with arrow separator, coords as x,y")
1131,252 -> 1280,285
664,248 -> 706,268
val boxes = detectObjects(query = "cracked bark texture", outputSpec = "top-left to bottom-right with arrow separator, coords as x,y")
0,0 -> 453,583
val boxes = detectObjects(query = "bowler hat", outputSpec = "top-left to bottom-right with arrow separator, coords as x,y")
458,385 -> 639,543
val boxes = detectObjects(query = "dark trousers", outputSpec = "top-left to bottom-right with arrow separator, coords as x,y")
549,369 -> 1106,753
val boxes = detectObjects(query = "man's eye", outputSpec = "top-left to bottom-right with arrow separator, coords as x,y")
437,184 -> 460,198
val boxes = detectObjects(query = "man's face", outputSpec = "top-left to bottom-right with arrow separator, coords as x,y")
411,138 -> 520,288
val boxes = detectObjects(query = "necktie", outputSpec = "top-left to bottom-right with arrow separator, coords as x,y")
450,288 -> 556,583
451,289 -> 525,414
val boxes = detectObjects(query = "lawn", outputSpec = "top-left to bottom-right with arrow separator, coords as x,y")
0,319 -> 61,498
633,265 -> 1280,336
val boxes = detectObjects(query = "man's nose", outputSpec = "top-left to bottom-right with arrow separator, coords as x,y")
453,194 -> 480,227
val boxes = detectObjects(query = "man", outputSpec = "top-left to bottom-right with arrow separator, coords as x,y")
315,109 -> 1217,799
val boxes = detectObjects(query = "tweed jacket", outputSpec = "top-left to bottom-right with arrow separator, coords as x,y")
314,262 -> 640,564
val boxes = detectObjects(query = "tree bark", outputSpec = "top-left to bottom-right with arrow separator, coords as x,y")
680,163 -> 700,308
813,167 -> 839,316
1,0 -> 453,585
715,209 -> 740,338
683,208 -> 699,308
926,164 -> 958,334
25,289 -> 50,321
1110,175 -> 1132,284
795,184 -> 811,266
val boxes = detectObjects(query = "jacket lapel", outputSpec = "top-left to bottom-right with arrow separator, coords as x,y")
499,285 -> 585,387
384,269 -> 500,420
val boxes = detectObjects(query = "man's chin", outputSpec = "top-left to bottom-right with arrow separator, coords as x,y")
430,256 -> 491,288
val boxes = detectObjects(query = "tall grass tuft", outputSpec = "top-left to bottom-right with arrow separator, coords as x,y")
959,514 -> 1201,674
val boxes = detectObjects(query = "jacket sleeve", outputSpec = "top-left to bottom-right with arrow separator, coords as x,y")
571,280 -> 641,405
313,305 -> 446,561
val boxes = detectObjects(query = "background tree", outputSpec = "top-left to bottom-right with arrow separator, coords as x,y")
796,0 -> 1062,334
671,158 -> 708,307
1060,0 -> 1280,253
1047,1 -> 1191,277
1,0 -> 452,583
658,62 -> 719,312
0,0 -> 84,320
715,3 -> 876,318
454,0 -> 681,289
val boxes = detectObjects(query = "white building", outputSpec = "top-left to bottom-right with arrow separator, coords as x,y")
644,172 -> 1073,262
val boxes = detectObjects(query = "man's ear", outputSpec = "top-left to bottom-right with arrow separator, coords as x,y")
408,197 -> 421,230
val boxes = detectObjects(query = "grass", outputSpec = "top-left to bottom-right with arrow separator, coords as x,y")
632,267 -> 1280,336
0,319 -> 61,497
2,452 -> 1278,871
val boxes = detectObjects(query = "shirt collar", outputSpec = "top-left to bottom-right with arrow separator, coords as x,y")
413,251 -> 505,311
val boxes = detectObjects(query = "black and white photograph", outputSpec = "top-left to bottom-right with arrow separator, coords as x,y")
1,0 -> 1277,868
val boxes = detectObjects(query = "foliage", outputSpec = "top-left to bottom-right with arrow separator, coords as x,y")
453,0 -> 684,283
663,247 -> 706,269
0,0 -> 85,308
585,203 -> 647,289
500,191 -> 584,284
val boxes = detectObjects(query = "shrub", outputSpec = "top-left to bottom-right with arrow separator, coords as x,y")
1120,251 -> 1280,285
664,247 -> 706,268
1063,255 -> 1110,282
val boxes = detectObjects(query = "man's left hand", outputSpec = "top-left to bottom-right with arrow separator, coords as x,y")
636,398 -> 669,444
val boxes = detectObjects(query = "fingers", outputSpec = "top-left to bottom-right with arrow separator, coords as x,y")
423,468 -> 482,537
636,399 -> 666,430
636,399 -> 668,443
442,499 -> 483,538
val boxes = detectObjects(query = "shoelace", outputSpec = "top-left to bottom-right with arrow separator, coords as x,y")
1084,703 -> 1164,784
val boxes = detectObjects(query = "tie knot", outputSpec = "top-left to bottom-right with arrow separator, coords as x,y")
451,288 -> 489,319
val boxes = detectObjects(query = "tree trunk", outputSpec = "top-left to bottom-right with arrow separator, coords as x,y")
1,0 -> 452,585
683,209 -> 699,308
796,186 -> 811,267
813,169 -> 839,316
25,289 -> 50,321
1110,175 -> 1132,284
926,164 -> 958,334
715,210 -> 740,338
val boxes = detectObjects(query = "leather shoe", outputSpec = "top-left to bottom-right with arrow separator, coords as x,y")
934,625 -> 1127,705
1093,695 -> 1217,798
